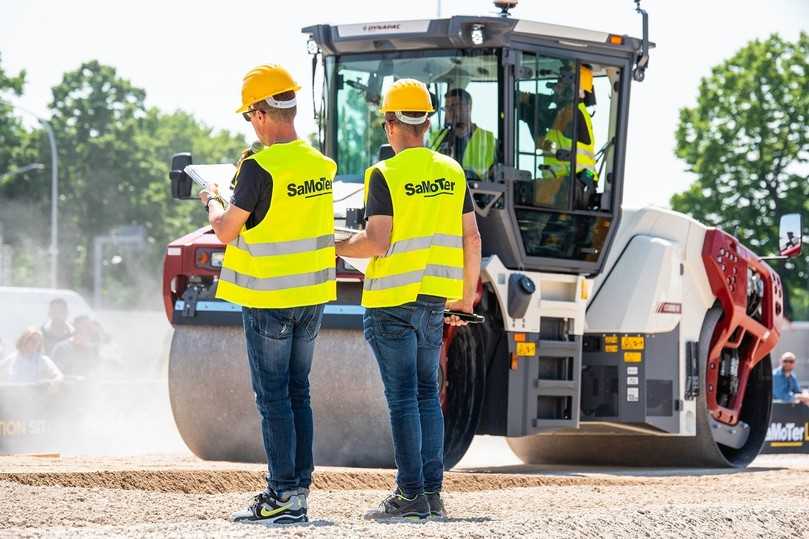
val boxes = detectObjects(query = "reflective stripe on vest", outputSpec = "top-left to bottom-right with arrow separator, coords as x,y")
429,126 -> 496,179
215,139 -> 337,309
361,147 -> 466,308
543,102 -> 598,181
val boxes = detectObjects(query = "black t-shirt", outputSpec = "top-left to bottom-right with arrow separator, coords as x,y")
230,159 -> 273,230
365,169 -> 475,218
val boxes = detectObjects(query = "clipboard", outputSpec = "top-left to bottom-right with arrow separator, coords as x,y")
334,226 -> 369,274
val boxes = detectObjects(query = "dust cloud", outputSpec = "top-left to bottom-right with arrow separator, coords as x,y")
0,310 -> 188,457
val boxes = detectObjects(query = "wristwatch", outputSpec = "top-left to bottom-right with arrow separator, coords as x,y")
206,195 -> 226,211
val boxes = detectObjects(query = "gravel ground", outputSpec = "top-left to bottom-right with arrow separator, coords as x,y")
1,454 -> 809,538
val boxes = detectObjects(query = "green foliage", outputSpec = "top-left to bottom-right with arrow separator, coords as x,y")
0,57 -> 246,307
671,33 -> 809,319
0,53 -> 36,193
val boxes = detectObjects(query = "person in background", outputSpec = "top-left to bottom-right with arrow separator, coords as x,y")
41,298 -> 74,355
1,327 -> 63,385
773,352 -> 809,405
51,315 -> 101,378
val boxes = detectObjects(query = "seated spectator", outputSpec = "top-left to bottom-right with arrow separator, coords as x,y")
773,352 -> 809,405
42,298 -> 74,355
1,327 -> 63,385
51,315 -> 101,378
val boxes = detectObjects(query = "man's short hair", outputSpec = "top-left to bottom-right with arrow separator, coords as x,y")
445,87 -> 472,104
384,111 -> 430,136
782,352 -> 797,362
50,298 -> 67,308
253,90 -> 297,122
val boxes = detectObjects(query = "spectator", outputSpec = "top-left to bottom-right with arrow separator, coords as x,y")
773,352 -> 809,405
1,327 -> 63,385
41,298 -> 74,355
51,315 -> 101,378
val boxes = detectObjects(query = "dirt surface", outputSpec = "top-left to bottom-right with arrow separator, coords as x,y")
1,453 -> 809,537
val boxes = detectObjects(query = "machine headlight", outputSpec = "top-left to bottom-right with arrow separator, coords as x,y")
306,38 -> 319,55
211,251 -> 225,268
470,24 -> 485,45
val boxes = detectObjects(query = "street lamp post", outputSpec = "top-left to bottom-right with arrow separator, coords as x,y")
42,119 -> 58,289
0,163 -> 45,183
13,106 -> 59,289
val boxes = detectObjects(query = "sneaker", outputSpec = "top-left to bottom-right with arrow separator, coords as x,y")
230,490 -> 307,525
364,488 -> 429,521
297,487 -> 309,511
425,491 -> 446,519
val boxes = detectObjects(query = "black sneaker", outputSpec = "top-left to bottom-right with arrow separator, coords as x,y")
230,490 -> 307,525
364,488 -> 429,521
425,491 -> 446,519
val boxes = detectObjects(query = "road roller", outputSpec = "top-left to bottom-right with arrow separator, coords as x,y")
163,1 -> 801,468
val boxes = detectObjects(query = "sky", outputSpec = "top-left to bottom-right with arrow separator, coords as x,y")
1,0 -> 807,208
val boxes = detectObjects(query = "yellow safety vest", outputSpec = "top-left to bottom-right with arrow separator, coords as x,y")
216,139 -> 337,308
429,126 -> 496,179
361,147 -> 466,308
542,102 -> 597,181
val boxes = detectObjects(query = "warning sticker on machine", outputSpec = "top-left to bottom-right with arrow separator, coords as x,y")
605,344 -> 618,353
621,336 -> 645,350
604,335 -> 618,345
516,342 -> 536,356
624,352 -> 642,363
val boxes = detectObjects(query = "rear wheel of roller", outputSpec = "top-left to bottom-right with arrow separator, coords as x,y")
442,289 -> 502,469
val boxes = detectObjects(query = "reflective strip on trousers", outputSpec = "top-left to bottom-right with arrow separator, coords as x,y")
384,233 -> 463,257
363,264 -> 463,291
219,267 -> 336,291
230,233 -> 335,257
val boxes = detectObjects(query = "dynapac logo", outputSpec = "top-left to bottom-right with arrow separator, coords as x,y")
363,23 -> 401,32
287,177 -> 333,198
404,178 -> 456,197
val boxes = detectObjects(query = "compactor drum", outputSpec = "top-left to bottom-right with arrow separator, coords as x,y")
165,4 -> 797,468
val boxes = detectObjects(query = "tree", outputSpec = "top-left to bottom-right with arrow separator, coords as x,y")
671,33 -> 809,318
0,53 -> 26,176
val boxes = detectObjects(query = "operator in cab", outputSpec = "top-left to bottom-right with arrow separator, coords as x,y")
336,79 -> 482,521
518,64 -> 599,208
199,64 -> 336,525
429,88 -> 496,180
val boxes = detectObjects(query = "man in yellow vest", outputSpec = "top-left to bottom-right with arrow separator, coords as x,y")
429,88 -> 496,179
336,79 -> 482,520
518,65 -> 599,208
199,64 -> 336,525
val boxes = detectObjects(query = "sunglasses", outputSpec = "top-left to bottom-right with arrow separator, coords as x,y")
783,359 -> 795,363
242,108 -> 261,122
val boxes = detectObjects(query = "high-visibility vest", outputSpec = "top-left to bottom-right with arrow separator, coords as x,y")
429,125 -> 496,179
361,147 -> 466,308
216,139 -> 337,308
542,102 -> 598,181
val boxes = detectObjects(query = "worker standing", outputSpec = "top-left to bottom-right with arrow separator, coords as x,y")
199,64 -> 337,525
336,79 -> 482,520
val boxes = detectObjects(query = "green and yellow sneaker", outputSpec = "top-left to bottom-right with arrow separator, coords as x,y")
231,489 -> 306,525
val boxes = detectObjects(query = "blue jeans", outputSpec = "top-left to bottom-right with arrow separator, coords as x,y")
242,304 -> 325,497
363,296 -> 445,497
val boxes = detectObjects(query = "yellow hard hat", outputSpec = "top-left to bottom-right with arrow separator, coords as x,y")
379,79 -> 435,113
236,64 -> 301,113
580,65 -> 593,94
